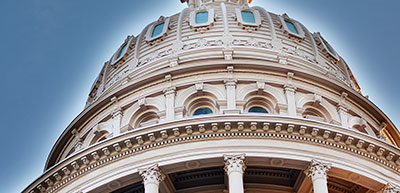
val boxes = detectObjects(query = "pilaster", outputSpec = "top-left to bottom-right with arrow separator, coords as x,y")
225,80 -> 237,109
224,66 -> 237,112
164,75 -> 176,121
337,92 -> 349,128
164,87 -> 176,121
110,96 -> 123,136
284,72 -> 297,116
71,128 -> 83,152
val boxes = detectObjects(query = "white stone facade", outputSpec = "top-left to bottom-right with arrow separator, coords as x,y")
24,1 -> 400,193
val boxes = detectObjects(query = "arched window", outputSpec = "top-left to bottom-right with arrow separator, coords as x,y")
129,105 -> 161,129
241,11 -> 255,23
90,130 -> 109,146
184,93 -> 218,117
285,20 -> 298,34
193,107 -> 213,116
248,106 -> 268,114
97,136 -> 107,143
196,12 -> 209,24
243,94 -> 276,115
302,107 -> 326,122
135,111 -> 159,128
152,22 -> 165,38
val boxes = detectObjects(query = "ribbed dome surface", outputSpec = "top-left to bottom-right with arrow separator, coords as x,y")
86,0 -> 359,107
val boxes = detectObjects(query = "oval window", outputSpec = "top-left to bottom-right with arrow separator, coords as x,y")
152,22 -> 165,38
285,20 -> 298,34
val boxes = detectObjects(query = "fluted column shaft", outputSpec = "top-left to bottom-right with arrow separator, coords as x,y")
139,164 -> 164,193
224,154 -> 246,193
305,160 -> 331,193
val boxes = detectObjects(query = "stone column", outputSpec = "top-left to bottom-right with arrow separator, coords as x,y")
224,154 -> 246,193
164,87 -> 176,121
384,183 -> 400,193
305,159 -> 331,193
139,164 -> 165,193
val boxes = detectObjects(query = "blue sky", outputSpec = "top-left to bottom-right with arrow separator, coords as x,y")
1,0 -> 399,192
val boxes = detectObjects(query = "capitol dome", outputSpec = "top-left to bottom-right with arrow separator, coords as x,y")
25,0 -> 400,193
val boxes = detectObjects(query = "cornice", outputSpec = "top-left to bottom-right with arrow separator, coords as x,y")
28,115 -> 400,193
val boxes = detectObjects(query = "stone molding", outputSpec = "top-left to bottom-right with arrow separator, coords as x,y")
25,115 -> 400,193
224,154 -> 246,175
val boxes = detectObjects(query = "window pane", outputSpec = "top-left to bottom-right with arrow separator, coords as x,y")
117,44 -> 127,59
249,106 -> 268,113
193,108 -> 213,116
152,22 -> 165,38
196,12 -> 209,24
285,20 -> 298,34
324,41 -> 335,55
241,11 -> 255,23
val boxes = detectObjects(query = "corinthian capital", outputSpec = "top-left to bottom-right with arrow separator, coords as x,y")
384,183 -> 400,193
305,159 -> 331,181
139,164 -> 165,186
224,154 -> 246,175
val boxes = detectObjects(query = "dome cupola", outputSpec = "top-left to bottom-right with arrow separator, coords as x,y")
24,1 -> 400,193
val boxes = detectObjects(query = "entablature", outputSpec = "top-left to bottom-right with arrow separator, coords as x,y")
28,115 -> 400,193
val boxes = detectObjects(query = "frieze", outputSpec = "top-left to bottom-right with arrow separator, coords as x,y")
182,38 -> 223,51
282,46 -> 315,63
232,38 -> 273,49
